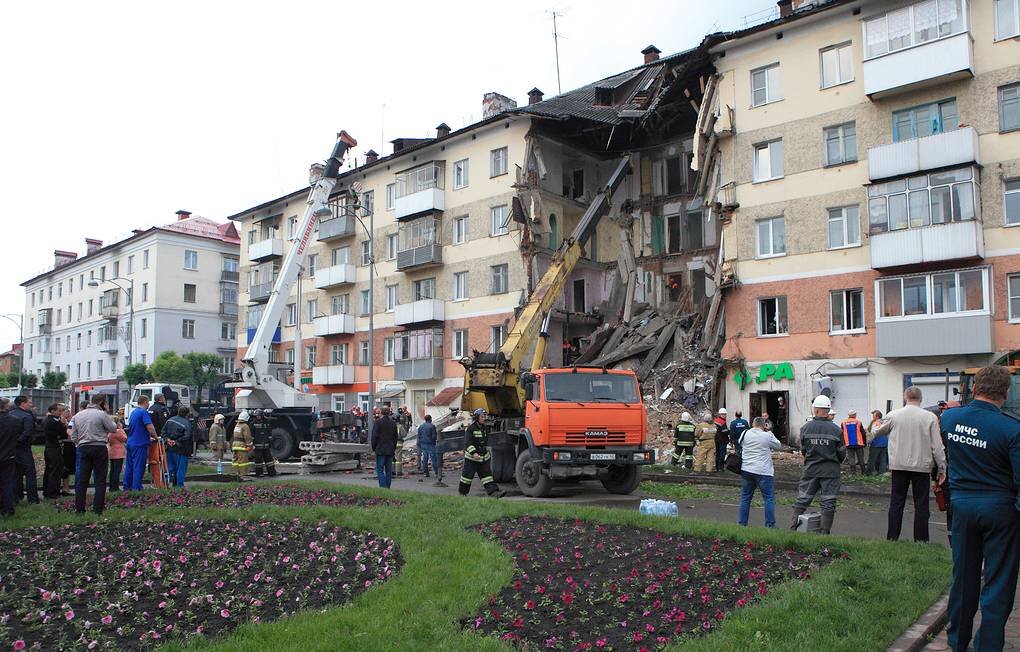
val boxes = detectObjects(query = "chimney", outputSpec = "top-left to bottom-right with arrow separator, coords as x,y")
641,45 -> 661,64
365,149 -> 379,164
435,123 -> 451,139
527,87 -> 544,105
53,250 -> 78,268
482,92 -> 518,119
778,0 -> 793,17
85,238 -> 103,255
176,209 -> 192,221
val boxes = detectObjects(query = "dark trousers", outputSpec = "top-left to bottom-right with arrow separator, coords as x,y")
75,445 -> 108,514
251,447 -> 276,476
714,441 -> 728,472
14,445 -> 38,503
868,446 -> 889,474
0,458 -> 15,516
888,470 -> 931,542
846,447 -> 867,474
375,454 -> 393,488
108,458 -> 123,491
459,457 -> 499,495
947,496 -> 1020,652
42,446 -> 64,498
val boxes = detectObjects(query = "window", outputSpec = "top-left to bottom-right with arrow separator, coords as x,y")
100,266 -> 106,280
864,0 -> 966,59
331,246 -> 351,266
823,123 -> 857,166
892,99 -> 958,142
57,284 -> 62,298
383,338 -> 394,365
756,216 -> 786,257
184,250 -> 198,270
452,329 -> 468,358
359,340 -> 369,365
222,357 -> 236,374
287,216 -> 298,239
490,205 -> 509,236
827,206 -> 861,249
221,322 -> 236,340
757,297 -> 789,336
490,264 -> 508,294
141,283 -> 148,302
868,166 -> 976,234
306,254 -> 317,277
112,261 -> 119,278
360,290 -> 370,316
997,0 -> 1020,39
385,234 -> 398,260
830,289 -> 864,333
820,42 -> 854,88
361,190 -> 374,216
97,360 -> 103,377
453,271 -> 469,300
394,329 -> 444,363
143,249 -> 150,269
490,147 -> 508,177
385,284 -> 398,311
285,348 -> 295,366
77,303 -> 82,321
753,140 -> 783,182
750,63 -> 781,107
183,283 -> 196,303
285,303 -> 297,326
1000,83 -> 1020,132
223,257 -> 239,273
331,394 -> 346,412
489,325 -> 507,353
1006,179 -> 1020,226
331,293 -> 350,315
307,299 -> 318,322
361,241 -> 372,266
879,269 -> 987,319
141,318 -> 148,338
86,361 -> 91,378
182,319 -> 195,339
651,151 -> 695,197
386,183 -> 395,210
453,159 -> 469,189
305,346 -> 316,368
127,255 -> 134,274
413,278 -> 436,301
87,330 -> 92,347
330,343 -> 348,365
453,215 -> 469,244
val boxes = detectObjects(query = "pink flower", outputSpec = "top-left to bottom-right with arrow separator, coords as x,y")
152,560 -> 162,572
101,615 -> 113,625
215,581 -> 224,589
512,617 -> 524,628
276,589 -> 284,597
220,609 -> 230,618
13,641 -> 26,651
596,639 -> 608,648
65,610 -> 75,621
40,591 -> 52,601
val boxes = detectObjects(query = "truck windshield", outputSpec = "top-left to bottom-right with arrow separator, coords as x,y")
132,388 -> 153,403
544,373 -> 639,404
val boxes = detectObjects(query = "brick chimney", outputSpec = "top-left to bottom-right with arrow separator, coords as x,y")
365,149 -> 379,164
176,210 -> 192,221
778,0 -> 793,17
435,123 -> 451,138
641,45 -> 661,64
528,87 -> 544,105
482,92 -> 518,119
85,238 -> 103,255
53,250 -> 78,268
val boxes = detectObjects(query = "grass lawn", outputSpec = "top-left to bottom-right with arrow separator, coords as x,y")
0,481 -> 950,651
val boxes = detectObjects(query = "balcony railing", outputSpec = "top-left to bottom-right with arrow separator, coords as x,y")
37,349 -> 52,364
314,263 -> 356,290
220,302 -> 239,317
877,313 -> 991,357
396,243 -> 442,270
221,270 -> 240,283
313,314 -> 356,336
249,281 -> 275,303
394,358 -> 444,381
868,127 -> 980,182
863,31 -> 973,98
99,339 -> 119,353
249,237 -> 284,261
870,219 -> 984,269
317,215 -> 357,241
312,364 -> 355,385
100,303 -> 119,320
394,162 -> 445,220
394,299 -> 445,326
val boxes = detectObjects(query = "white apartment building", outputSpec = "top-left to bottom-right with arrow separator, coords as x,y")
20,211 -> 241,411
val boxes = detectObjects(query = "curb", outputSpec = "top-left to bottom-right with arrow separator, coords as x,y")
643,472 -> 892,498
887,592 -> 949,652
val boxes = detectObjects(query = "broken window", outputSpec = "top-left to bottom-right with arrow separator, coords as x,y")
572,169 -> 584,199
667,273 -> 684,302
572,279 -> 586,313
691,269 -> 707,305
667,213 -> 683,254
757,296 -> 788,336
686,211 -> 704,250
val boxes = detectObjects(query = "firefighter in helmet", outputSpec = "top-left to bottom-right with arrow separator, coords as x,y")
672,412 -> 697,470
231,411 -> 254,479
250,410 -> 277,477
459,408 -> 505,498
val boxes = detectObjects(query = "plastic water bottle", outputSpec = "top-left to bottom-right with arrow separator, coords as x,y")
217,459 -> 223,475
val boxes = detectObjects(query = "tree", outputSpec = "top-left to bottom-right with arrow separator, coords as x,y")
41,371 -> 67,390
21,373 -> 38,389
183,352 -> 224,401
0,372 -> 16,387
121,363 -> 151,387
147,351 -> 193,385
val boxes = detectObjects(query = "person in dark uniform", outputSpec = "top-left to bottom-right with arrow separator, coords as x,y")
713,408 -> 731,472
459,409 -> 505,498
41,403 -> 66,499
0,399 -> 20,517
671,412 -> 697,470
790,395 -> 846,534
250,410 -> 277,477
940,365 -> 1020,652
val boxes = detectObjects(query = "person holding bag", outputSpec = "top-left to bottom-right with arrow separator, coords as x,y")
737,417 -> 782,528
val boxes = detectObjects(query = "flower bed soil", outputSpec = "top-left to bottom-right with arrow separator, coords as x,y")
53,484 -> 398,512
0,519 -> 401,650
464,516 -> 835,650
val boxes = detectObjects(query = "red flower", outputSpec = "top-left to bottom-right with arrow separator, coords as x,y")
525,600 -> 536,610
513,580 -> 523,590
562,593 -> 574,605
619,594 -> 629,604
512,617 -> 525,628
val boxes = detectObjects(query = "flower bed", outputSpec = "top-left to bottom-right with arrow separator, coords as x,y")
54,484 -> 398,512
464,516 -> 834,650
0,519 -> 400,650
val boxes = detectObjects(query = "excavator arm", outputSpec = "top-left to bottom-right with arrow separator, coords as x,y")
462,155 -> 631,416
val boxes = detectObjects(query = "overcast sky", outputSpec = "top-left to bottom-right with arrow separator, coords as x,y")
0,0 -> 768,352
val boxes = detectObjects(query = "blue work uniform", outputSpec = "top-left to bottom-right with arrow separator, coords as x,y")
940,399 -> 1020,652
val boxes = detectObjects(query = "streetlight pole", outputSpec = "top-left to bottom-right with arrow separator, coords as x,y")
1,313 -> 24,389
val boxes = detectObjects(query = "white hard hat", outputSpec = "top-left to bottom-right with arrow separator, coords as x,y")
213,413 -> 225,423
717,408 -> 728,415
812,395 -> 832,409
237,410 -> 250,422
828,409 -> 836,416
680,412 -> 691,422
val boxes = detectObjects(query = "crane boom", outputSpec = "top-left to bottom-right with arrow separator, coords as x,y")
232,132 -> 357,410
461,155 -> 631,416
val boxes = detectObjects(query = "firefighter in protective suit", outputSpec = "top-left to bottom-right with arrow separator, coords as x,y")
231,411 -> 254,479
459,409 -> 506,498
250,410 -> 277,477
671,412 -> 697,469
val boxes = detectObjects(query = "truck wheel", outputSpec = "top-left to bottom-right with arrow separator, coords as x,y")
515,449 -> 552,497
601,464 -> 641,495
270,428 -> 297,461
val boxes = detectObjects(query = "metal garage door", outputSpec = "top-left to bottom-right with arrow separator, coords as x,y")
832,373 -> 870,422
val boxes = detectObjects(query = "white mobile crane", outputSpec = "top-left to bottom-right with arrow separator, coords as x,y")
228,132 -> 365,461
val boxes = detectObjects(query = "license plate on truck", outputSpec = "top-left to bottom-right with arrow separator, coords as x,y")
590,453 -> 616,461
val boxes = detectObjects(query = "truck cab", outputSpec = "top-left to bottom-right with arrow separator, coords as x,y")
128,383 -> 193,413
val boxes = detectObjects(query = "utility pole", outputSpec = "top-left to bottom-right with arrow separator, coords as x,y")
549,10 -> 563,95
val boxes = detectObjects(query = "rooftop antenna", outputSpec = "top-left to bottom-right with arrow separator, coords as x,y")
548,9 -> 564,95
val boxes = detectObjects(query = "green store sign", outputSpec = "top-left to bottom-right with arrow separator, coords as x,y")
734,362 -> 795,390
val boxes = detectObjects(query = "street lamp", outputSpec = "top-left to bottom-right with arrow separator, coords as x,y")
0,313 -> 24,389
88,277 -> 134,366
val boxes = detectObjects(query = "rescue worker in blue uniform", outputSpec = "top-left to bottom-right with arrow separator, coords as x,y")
459,409 -> 505,498
940,365 -> 1020,652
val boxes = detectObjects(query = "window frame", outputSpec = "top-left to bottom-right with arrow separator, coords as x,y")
453,271 -> 469,301
756,296 -> 789,337
452,329 -> 468,359
453,215 -> 469,244
827,205 -> 862,250
183,249 -> 198,270
755,216 -> 786,258
996,0 -> 1020,40
182,319 -> 196,339
863,0 -> 969,60
490,264 -> 509,295
1005,178 -> 1020,226
819,42 -> 854,89
892,98 -> 958,142
183,283 -> 197,304
453,158 -> 469,189
999,82 -> 1020,133
385,233 -> 398,260
490,147 -> 508,178
385,284 -> 398,312
829,288 -> 866,334
875,267 -> 990,322
750,63 -> 781,107
867,165 -> 978,234
823,122 -> 857,167
752,139 -> 784,183
490,205 -> 510,236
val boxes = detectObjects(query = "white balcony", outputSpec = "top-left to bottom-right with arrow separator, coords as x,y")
37,349 -> 52,364
394,358 -> 444,381
863,32 -> 973,99
870,220 -> 984,269
99,339 -> 119,353
249,238 -> 284,261
877,313 -> 992,357
312,364 -> 355,385
868,127 -> 980,182
313,314 -> 356,336
395,187 -> 445,221
394,299 -> 445,326
317,215 -> 357,241
314,264 -> 356,289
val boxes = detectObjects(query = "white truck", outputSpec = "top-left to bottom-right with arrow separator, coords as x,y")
128,383 -> 194,413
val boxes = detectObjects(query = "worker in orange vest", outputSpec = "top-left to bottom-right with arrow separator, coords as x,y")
840,410 -> 867,475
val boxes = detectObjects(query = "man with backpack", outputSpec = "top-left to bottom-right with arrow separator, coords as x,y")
161,406 -> 194,488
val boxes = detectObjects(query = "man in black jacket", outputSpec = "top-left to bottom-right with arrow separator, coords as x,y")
790,395 -> 846,534
42,403 -> 66,499
149,394 -> 170,434
0,399 -> 20,516
10,396 -> 38,504
371,406 -> 398,488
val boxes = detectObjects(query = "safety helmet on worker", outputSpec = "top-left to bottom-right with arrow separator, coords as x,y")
472,408 -> 486,418
812,394 -> 832,410
717,407 -> 728,415
237,410 -> 250,422
680,411 -> 692,422
213,413 -> 225,423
